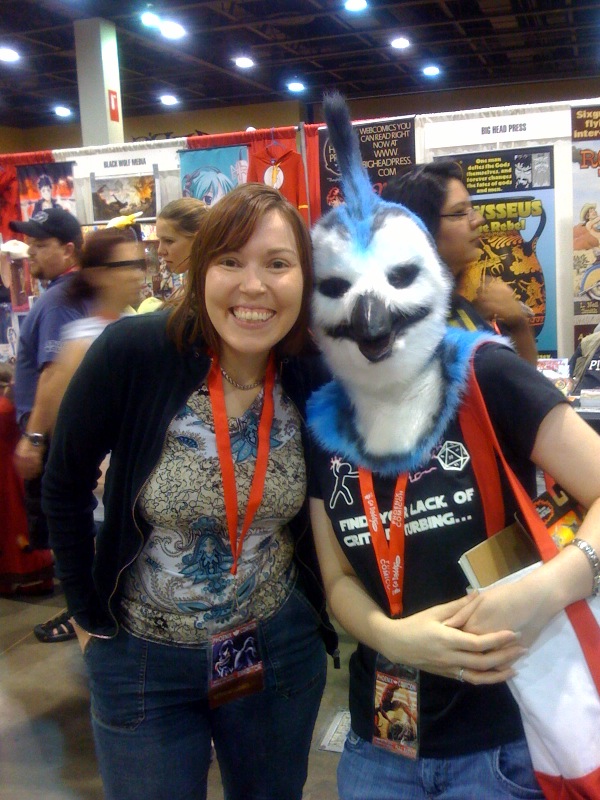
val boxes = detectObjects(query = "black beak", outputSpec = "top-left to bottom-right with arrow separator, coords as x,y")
350,294 -> 395,363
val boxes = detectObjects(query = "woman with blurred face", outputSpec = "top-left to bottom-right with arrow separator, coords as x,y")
45,227 -> 145,432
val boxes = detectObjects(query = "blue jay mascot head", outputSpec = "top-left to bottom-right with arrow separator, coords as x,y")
308,93 -> 493,475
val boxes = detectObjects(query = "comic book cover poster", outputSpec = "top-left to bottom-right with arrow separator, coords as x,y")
440,147 -> 557,356
572,106 -> 600,348
0,303 -> 17,363
16,162 -> 76,221
179,146 -> 248,206
373,659 -> 419,759
318,117 -> 415,215
6,256 -> 32,312
91,174 -> 156,222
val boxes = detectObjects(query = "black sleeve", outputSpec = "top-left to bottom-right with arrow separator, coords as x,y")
42,329 -> 121,624
473,343 -> 568,462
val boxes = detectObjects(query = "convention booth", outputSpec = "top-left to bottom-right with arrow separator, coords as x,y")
2,95 -> 600,371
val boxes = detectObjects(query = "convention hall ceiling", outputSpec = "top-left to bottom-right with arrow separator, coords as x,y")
0,0 -> 598,130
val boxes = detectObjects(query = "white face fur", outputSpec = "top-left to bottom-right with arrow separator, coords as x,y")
311,207 -> 452,394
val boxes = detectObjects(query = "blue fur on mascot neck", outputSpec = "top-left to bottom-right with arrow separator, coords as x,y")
307,327 -> 503,478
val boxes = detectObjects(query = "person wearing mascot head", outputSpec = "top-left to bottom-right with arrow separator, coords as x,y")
308,93 -> 600,799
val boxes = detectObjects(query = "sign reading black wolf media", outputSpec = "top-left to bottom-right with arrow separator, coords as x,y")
319,117 -> 415,214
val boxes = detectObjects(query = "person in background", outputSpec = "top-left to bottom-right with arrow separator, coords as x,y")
43,227 -> 145,434
42,183 -> 337,800
137,197 -> 207,313
9,207 -> 90,642
382,162 -> 538,364
0,362 -> 54,595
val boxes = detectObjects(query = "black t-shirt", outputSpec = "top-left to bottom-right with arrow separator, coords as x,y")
309,344 -> 566,757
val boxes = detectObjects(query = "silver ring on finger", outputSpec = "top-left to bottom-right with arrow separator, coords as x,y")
457,667 -> 465,682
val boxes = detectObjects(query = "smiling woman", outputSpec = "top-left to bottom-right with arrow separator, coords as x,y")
42,182 -> 337,800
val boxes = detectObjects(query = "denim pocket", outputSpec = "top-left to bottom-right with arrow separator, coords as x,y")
491,739 -> 545,798
85,628 -> 148,731
260,582 -> 326,699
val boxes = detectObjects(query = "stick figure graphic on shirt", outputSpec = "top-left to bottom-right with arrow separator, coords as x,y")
329,456 -> 359,509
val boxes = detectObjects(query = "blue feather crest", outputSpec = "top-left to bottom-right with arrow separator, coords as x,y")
322,91 -> 429,248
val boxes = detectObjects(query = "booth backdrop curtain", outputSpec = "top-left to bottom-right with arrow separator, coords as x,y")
303,124 -> 322,225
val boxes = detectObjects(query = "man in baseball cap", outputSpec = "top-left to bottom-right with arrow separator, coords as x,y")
10,206 -> 82,246
9,207 -> 91,643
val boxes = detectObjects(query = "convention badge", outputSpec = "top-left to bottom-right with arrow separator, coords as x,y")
208,622 -> 264,708
373,655 -> 419,759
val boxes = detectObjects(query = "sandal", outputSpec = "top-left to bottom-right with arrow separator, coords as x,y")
33,610 -> 77,643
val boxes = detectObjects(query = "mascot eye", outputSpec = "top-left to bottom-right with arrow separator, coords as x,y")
388,264 -> 420,289
318,277 -> 352,298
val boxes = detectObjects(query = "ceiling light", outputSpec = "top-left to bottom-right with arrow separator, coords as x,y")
234,56 -> 255,69
423,65 -> 440,77
345,0 -> 368,11
0,47 -> 20,62
160,20 -> 186,39
54,106 -> 72,117
160,94 -> 179,106
391,37 -> 410,50
141,12 -> 160,28
287,81 -> 305,93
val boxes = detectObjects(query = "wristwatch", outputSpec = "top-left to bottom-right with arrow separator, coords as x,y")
23,432 -> 47,447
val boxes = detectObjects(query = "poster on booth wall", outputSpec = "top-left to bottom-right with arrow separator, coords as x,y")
572,106 -> 600,349
179,147 -> 248,206
318,117 -> 416,215
16,162 -> 76,221
440,147 -> 557,357
0,303 -> 18,363
90,174 -> 157,223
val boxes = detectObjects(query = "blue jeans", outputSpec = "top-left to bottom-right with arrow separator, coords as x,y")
338,729 -> 544,800
83,582 -> 327,800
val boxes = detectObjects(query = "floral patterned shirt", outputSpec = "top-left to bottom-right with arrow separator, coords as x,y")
119,379 -> 305,645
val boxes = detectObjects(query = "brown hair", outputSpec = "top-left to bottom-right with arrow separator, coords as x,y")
68,227 -> 140,301
168,183 -> 313,356
158,198 -> 207,236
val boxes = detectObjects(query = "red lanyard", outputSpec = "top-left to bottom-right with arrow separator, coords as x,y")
358,468 -> 408,617
207,355 -> 275,575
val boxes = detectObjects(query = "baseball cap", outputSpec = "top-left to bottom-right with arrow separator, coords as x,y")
9,207 -> 82,244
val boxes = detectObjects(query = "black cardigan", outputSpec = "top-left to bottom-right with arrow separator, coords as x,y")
42,311 -> 338,656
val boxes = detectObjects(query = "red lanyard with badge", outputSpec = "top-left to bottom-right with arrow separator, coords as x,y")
358,467 -> 420,758
205,354 -> 276,707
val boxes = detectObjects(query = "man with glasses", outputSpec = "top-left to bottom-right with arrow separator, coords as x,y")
382,162 -> 537,364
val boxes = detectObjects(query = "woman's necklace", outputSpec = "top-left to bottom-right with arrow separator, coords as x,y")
220,366 -> 264,391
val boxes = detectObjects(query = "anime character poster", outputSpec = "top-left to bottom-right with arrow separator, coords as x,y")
318,117 -> 415,215
16,162 -> 76,221
440,147 -> 557,357
572,106 -> 600,348
91,174 -> 157,222
179,146 -> 248,206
